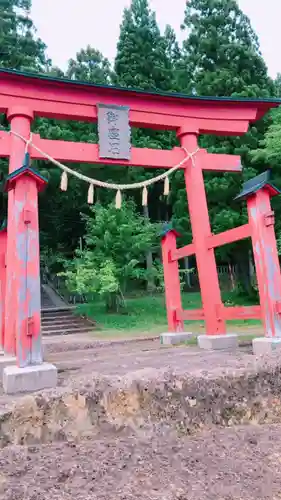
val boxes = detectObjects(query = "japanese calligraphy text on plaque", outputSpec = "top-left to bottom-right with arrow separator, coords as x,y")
97,104 -> 131,160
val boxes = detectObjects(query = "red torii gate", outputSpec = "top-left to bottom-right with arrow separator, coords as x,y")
0,69 -> 280,392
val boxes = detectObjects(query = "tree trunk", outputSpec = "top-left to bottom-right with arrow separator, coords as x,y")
183,257 -> 192,289
143,204 -> 155,293
235,245 -> 253,296
249,249 -> 255,287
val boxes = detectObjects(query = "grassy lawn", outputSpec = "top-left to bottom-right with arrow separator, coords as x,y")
77,292 -> 262,338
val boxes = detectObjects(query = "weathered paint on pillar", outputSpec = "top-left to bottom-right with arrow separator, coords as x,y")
0,223 -> 7,349
15,175 -> 42,365
4,107 -> 33,355
161,230 -> 184,332
5,165 -> 47,367
247,188 -> 281,337
178,128 -> 226,335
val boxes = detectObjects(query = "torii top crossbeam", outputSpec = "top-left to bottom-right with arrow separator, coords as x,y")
0,69 -> 280,173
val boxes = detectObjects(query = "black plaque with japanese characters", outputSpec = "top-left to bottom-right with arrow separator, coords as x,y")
97,104 -> 131,160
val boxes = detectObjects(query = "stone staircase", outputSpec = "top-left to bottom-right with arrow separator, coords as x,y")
41,284 -> 95,336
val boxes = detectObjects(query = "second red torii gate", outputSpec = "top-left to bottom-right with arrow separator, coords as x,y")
0,69 -> 281,391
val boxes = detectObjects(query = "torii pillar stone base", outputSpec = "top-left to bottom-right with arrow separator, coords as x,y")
3,363 -> 58,394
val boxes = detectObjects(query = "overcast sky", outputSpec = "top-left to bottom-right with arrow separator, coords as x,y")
31,0 -> 281,78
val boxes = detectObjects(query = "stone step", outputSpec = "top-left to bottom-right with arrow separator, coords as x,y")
42,319 -> 90,328
42,326 -> 94,336
42,321 -> 92,331
40,286 -> 94,337
41,307 -> 74,315
41,315 -> 83,323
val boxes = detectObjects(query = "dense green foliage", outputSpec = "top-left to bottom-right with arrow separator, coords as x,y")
180,0 -> 272,96
0,0 -> 49,71
61,202 -> 159,311
114,0 -> 175,91
1,0 -> 281,307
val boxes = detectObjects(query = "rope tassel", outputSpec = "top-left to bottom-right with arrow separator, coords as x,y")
60,171 -> 68,191
142,186 -> 148,206
115,189 -> 122,209
88,183 -> 94,204
164,176 -> 170,196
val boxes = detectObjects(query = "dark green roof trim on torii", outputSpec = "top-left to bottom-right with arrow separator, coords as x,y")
5,165 -> 48,185
235,170 -> 281,201
5,153 -> 48,185
160,222 -> 181,239
4,153 -> 48,192
1,68 -> 281,106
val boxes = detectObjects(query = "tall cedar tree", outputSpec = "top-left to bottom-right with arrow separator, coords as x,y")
172,0 -> 274,294
0,0 -> 50,221
115,0 -> 173,91
0,0 -> 49,71
114,0 -> 181,289
38,46 -> 117,258
114,0 -> 179,201
180,0 -> 272,97
67,46 -> 112,84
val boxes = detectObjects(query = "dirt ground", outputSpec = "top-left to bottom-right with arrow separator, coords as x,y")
1,332 -> 281,500
1,424 -> 281,500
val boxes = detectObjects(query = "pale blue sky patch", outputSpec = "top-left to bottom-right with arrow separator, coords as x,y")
31,0 -> 281,78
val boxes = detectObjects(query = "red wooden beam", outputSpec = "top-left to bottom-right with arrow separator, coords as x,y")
0,70 -> 278,134
207,224 -> 251,249
171,243 -> 195,261
0,94 -> 255,133
178,305 -> 261,323
222,305 -> 261,321
247,189 -> 281,338
162,233 -> 184,332
0,131 -> 243,172
178,309 -> 205,321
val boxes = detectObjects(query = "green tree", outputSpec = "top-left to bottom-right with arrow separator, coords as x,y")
115,0 -> 173,91
274,73 -> 281,97
180,0 -> 273,96
0,0 -> 50,71
67,46 -> 113,84
114,0 -> 180,290
62,201 -> 159,311
35,45 -> 117,259
172,0 -> 274,294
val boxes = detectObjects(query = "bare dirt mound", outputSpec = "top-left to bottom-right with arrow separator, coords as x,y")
1,424 -> 281,499
1,342 -> 281,499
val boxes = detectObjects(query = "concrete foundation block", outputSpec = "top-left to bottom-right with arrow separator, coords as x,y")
252,337 -> 281,356
198,334 -> 238,350
3,363 -> 57,394
160,332 -> 194,346
0,355 -> 16,378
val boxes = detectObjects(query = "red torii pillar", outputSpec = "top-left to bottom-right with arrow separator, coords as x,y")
4,157 -> 47,367
161,228 -> 184,334
179,128 -> 225,336
246,181 -> 281,354
4,107 -> 34,356
1,107 -> 57,393
161,127 -> 228,347
0,221 -> 7,351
